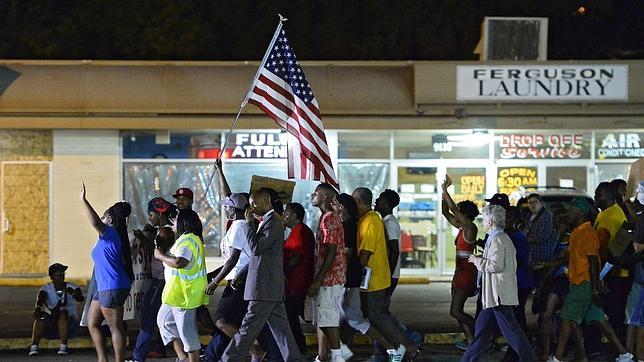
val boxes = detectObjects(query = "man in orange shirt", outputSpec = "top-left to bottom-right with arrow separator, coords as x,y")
549,198 -> 632,362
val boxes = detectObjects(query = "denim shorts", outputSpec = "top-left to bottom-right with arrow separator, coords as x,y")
92,288 -> 130,308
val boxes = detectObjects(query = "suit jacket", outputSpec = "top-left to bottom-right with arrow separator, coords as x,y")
472,228 -> 519,309
241,209 -> 286,302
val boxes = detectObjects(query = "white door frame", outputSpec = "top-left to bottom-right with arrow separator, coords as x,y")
392,159 -> 493,275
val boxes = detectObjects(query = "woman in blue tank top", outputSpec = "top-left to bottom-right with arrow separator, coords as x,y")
81,182 -> 133,362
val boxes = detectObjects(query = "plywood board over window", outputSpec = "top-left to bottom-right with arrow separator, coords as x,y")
1,162 -> 50,275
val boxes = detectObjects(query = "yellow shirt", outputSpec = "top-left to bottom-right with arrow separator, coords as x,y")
357,210 -> 391,292
594,203 -> 626,249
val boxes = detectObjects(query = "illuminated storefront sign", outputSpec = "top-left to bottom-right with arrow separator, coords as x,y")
497,133 -> 584,159
456,175 -> 486,207
230,132 -> 287,159
497,167 -> 538,195
460,175 -> 485,196
596,132 -> 644,159
457,65 -> 628,101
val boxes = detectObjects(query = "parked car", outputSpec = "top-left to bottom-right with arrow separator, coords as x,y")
517,185 -> 598,219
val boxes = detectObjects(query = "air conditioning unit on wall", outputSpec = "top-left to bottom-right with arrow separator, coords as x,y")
476,17 -> 548,61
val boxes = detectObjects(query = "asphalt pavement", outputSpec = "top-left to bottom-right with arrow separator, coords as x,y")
0,283 -> 619,361
0,283 -> 474,339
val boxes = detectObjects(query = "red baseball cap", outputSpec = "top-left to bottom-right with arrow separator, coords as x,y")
173,188 -> 194,199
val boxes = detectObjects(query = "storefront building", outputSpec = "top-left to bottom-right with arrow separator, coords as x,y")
0,60 -> 642,279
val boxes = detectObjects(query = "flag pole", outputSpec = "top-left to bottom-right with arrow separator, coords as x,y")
204,14 -> 288,198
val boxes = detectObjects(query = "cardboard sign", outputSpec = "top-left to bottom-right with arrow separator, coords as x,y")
626,157 -> 644,198
250,175 -> 296,204
123,238 -> 152,321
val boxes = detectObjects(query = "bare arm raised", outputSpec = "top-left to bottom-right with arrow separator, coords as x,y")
442,175 -> 477,243
80,181 -> 105,236
214,158 -> 232,197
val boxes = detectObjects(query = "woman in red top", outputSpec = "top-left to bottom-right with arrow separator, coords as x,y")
441,175 -> 479,347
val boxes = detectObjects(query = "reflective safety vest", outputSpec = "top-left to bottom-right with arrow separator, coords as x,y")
161,233 -> 208,309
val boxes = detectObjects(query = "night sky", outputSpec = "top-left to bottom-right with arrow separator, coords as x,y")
0,0 -> 642,60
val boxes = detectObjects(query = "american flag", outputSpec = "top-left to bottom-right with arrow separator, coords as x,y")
248,26 -> 338,188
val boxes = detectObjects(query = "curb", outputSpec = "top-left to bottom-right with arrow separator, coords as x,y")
0,332 -> 465,351
0,276 -> 433,287
0,278 -> 89,287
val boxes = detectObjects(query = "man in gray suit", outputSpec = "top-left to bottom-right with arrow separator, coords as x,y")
222,189 -> 302,362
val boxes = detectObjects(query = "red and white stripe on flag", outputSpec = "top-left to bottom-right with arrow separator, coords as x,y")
247,28 -> 338,188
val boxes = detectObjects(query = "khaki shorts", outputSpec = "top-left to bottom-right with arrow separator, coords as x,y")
313,284 -> 343,328
157,303 -> 201,353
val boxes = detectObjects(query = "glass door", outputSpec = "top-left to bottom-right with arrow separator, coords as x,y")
442,167 -> 487,274
395,166 -> 440,273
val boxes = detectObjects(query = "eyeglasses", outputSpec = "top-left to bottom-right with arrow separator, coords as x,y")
51,271 -> 65,276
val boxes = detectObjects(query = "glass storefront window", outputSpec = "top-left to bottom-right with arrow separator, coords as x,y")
595,131 -> 644,160
224,162 -> 320,229
122,131 -> 222,159
546,166 -> 587,190
396,167 -> 439,270
124,161 -> 319,256
394,131 -> 490,159
338,132 -> 390,159
495,131 -> 591,160
597,163 -> 632,183
443,168 -> 487,273
222,131 -> 288,160
497,166 -> 539,202
337,163 -> 389,195
123,162 -> 222,255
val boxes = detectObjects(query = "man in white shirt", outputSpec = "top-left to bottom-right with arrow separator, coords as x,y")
205,193 -> 252,337
375,189 -> 402,293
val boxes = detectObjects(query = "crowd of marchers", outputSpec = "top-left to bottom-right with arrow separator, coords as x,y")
25,161 -> 644,362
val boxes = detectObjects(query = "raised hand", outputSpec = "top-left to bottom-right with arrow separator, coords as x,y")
214,158 -> 223,170
442,175 -> 453,190
245,206 -> 255,223
80,181 -> 87,200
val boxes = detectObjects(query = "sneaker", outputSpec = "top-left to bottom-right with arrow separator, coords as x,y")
547,355 -> 563,362
57,344 -> 68,355
28,344 -> 39,356
340,344 -> 354,360
314,356 -> 328,362
125,358 -> 141,362
616,352 -> 634,362
387,345 -> 406,362
454,340 -> 468,351
386,350 -> 403,362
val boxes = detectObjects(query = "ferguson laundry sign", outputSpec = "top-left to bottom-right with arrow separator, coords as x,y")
457,65 -> 628,101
